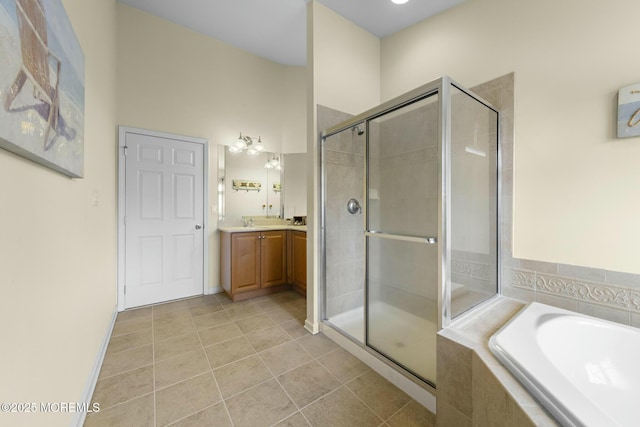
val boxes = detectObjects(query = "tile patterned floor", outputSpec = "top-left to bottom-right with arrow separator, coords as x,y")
85,291 -> 436,427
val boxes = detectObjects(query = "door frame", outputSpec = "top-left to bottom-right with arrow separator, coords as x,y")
117,126 -> 209,312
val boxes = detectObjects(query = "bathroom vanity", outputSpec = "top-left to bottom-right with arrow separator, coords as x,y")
219,226 -> 306,301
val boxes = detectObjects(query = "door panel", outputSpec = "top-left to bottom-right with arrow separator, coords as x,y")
139,171 -> 162,219
174,234 -> 195,280
140,236 -> 162,285
231,232 -> 261,293
174,174 -> 195,219
124,132 -> 204,308
292,232 -> 306,284
261,231 -> 287,288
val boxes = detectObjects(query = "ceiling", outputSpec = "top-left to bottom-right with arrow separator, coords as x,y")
117,0 -> 465,66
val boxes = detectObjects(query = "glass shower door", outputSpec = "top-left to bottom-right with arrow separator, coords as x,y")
366,94 -> 440,385
448,85 -> 499,318
323,123 -> 366,343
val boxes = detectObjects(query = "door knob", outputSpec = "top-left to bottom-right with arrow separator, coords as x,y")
195,224 -> 202,230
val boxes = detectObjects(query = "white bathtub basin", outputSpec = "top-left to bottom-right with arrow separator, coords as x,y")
489,302 -> 640,427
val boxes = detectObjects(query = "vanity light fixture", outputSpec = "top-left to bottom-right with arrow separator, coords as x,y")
391,0 -> 410,4
228,133 -> 265,155
264,155 -> 281,170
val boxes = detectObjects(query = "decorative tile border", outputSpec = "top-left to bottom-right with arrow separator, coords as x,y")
631,291 -> 640,312
510,269 -> 535,290
535,273 -> 629,309
510,268 -> 640,314
452,259 -> 490,281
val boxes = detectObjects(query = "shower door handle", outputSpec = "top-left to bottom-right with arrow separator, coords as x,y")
366,231 -> 437,244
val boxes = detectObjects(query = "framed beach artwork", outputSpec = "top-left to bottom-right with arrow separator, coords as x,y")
617,83 -> 640,139
0,0 -> 84,177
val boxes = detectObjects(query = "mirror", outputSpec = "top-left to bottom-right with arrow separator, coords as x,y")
281,152 -> 307,218
217,146 -> 307,222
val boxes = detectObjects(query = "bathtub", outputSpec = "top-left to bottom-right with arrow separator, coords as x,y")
489,302 -> 640,427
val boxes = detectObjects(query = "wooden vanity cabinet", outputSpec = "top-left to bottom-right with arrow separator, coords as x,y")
260,231 -> 288,288
220,230 -> 288,301
289,230 -> 307,296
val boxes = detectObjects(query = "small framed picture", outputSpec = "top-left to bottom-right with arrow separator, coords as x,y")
617,83 -> 640,138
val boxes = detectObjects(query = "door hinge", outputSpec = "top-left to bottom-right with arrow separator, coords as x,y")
123,145 -> 128,156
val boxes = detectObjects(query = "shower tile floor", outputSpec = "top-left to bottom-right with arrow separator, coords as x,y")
85,291 -> 435,427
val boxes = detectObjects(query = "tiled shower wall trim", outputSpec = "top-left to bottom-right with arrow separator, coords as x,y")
503,258 -> 640,327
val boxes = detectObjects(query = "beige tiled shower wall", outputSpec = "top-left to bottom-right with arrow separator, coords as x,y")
319,106 -> 366,318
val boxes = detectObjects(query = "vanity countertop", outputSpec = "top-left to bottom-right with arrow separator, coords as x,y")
219,225 -> 307,233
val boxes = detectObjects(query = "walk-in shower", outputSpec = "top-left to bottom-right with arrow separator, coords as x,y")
320,77 -> 500,388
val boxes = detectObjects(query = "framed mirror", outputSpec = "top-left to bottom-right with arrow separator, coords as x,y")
217,146 -> 307,222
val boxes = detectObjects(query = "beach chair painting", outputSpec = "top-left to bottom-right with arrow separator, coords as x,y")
0,0 -> 84,177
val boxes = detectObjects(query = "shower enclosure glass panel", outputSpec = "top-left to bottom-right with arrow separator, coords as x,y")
320,76 -> 499,389
367,95 -> 439,385
323,124 -> 366,343
449,87 -> 499,318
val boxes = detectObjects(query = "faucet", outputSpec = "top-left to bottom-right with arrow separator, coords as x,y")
249,218 -> 253,227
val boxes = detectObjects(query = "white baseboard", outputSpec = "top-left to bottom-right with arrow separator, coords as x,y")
206,285 -> 223,295
304,319 -> 320,334
71,306 -> 118,427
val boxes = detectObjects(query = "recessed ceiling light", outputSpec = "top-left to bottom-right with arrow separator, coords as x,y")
391,0 -> 410,4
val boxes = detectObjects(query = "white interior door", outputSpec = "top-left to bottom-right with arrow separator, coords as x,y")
120,128 -> 206,309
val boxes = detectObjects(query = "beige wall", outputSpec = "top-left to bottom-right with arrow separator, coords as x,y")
381,0 -> 640,274
306,1 -> 381,331
117,4 -> 307,292
117,4 -> 298,153
310,1 -> 381,115
282,66 -> 307,154
0,0 -> 117,425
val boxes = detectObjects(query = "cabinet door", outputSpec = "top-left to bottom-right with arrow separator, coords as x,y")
231,232 -> 261,293
261,230 -> 287,288
291,231 -> 307,293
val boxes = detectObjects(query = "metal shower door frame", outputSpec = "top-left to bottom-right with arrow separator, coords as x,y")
318,75 -> 501,385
